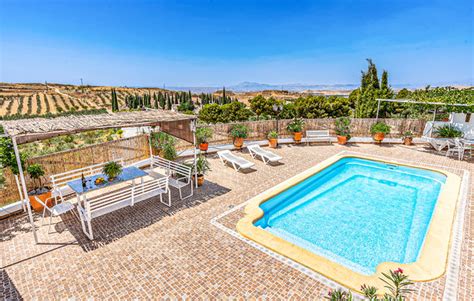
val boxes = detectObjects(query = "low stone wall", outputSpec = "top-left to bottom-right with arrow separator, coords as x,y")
0,135 -> 150,207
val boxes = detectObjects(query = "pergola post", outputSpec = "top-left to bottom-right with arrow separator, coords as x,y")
12,136 -> 38,244
375,99 -> 381,122
192,120 -> 198,188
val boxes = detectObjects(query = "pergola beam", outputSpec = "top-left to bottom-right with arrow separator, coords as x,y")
375,98 -> 473,106
375,98 -> 473,122
0,109 -> 198,245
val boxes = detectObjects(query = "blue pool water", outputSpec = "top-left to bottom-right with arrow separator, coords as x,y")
255,157 -> 446,275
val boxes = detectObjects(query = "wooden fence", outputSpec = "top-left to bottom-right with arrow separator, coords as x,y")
200,118 -> 427,145
0,135 -> 150,206
0,118 -> 427,206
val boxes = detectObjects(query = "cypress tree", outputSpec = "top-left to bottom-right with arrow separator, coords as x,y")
381,70 -> 389,91
159,92 -> 165,108
166,95 -> 172,110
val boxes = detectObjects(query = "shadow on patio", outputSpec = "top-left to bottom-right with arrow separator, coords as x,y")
63,180 -> 231,252
0,269 -> 22,300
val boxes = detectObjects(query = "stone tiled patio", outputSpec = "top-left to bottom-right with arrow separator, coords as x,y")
1,144 -> 472,300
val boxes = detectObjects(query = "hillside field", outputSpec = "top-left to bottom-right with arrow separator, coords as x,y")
0,83 -> 170,118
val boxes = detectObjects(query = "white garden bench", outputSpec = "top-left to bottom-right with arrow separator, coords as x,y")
306,130 -> 332,145
50,158 -> 125,202
149,156 -> 193,199
77,177 -> 169,240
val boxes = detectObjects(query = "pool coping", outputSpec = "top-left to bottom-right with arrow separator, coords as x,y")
236,153 -> 462,294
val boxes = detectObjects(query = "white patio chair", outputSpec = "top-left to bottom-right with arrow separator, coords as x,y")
247,144 -> 282,164
446,138 -> 465,160
34,196 -> 75,233
217,150 -> 254,171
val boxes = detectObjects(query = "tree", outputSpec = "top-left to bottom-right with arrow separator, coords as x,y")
177,101 -> 195,114
396,88 -> 411,99
159,92 -> 165,108
166,94 -> 172,110
199,104 -> 225,123
355,59 -> 390,118
221,101 -> 253,122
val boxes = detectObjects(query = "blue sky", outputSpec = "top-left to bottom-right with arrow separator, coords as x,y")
0,0 -> 472,87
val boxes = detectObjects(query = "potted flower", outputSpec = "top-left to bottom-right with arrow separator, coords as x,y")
370,122 -> 391,143
26,163 -> 52,212
402,131 -> 414,145
230,124 -> 249,149
267,130 -> 278,148
195,155 -> 210,187
196,127 -> 213,151
102,161 -> 123,181
287,118 -> 305,144
335,117 -> 351,145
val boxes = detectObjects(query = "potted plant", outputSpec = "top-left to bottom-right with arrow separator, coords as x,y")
370,122 -> 391,143
196,127 -> 213,151
402,130 -> 414,145
334,117 -> 351,145
102,161 -> 123,181
230,124 -> 249,149
194,155 -> 211,186
434,124 -> 463,138
26,163 -> 52,212
267,130 -> 278,148
287,118 -> 305,144
150,132 -> 178,160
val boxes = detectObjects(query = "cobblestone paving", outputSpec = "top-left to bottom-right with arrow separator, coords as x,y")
1,144 -> 472,300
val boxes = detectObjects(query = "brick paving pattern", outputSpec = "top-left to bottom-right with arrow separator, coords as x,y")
1,144 -> 472,300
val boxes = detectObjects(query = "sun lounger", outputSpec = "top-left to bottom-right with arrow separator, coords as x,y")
247,144 -> 282,164
423,137 -> 450,152
217,150 -> 255,171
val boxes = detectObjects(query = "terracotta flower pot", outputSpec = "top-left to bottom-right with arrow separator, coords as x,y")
403,137 -> 413,146
268,138 -> 278,148
337,135 -> 348,145
373,132 -> 385,143
197,175 -> 205,187
199,142 -> 209,151
233,137 -> 244,149
193,175 -> 205,187
29,191 -> 52,212
293,132 -> 302,144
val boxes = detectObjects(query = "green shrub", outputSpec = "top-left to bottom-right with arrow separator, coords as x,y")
196,127 -> 213,144
370,122 -> 391,135
27,163 -> 46,190
151,132 -> 177,161
102,161 -> 123,180
196,155 -> 211,176
402,130 -> 413,138
327,268 -> 413,301
230,124 -> 249,138
335,117 -> 351,139
267,130 -> 278,139
286,118 -> 305,133
434,124 -> 463,138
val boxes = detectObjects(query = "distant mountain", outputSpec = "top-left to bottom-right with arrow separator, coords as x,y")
168,82 -> 359,93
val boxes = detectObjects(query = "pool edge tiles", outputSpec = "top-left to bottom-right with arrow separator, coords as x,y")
236,153 -> 462,294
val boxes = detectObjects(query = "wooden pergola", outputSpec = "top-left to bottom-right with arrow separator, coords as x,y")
1,109 -> 198,244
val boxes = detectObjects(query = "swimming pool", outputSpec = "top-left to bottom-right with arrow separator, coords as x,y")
255,157 -> 445,275
237,154 -> 461,291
